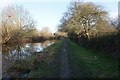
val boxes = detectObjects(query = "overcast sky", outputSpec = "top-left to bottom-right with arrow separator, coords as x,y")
0,0 -> 119,32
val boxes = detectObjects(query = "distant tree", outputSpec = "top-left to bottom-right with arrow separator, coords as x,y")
0,5 -> 36,43
40,27 -> 51,38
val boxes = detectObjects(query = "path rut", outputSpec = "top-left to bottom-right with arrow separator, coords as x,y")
60,39 -> 69,78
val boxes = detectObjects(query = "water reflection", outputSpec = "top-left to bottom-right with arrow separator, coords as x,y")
2,40 -> 55,78
2,40 -> 54,60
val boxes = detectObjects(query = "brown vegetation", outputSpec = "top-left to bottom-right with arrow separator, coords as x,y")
0,5 -> 56,44
0,5 -> 36,44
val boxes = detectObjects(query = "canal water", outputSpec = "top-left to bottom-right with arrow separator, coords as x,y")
1,40 -> 55,78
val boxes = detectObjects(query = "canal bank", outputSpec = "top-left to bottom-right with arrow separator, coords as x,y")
2,40 -> 60,78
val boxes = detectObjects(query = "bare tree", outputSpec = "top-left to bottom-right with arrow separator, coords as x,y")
40,27 -> 51,38
0,5 -> 36,43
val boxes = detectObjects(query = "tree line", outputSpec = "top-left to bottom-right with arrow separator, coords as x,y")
58,2 -> 120,57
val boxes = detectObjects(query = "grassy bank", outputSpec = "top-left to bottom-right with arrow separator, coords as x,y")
28,40 -> 63,78
68,40 -> 118,78
9,40 -> 63,78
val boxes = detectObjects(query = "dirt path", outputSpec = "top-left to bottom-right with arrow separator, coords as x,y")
60,39 -> 69,78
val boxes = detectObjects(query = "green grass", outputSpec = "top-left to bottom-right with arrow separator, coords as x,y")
9,39 -> 118,78
28,40 -> 64,78
68,40 -> 118,78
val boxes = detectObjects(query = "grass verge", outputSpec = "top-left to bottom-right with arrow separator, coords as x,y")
68,40 -> 118,78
